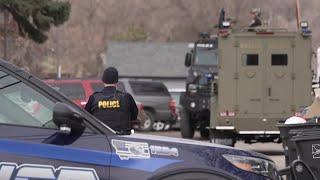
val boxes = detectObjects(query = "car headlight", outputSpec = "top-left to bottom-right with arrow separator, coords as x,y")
188,84 -> 197,93
193,71 -> 198,77
190,102 -> 196,108
222,154 -> 278,179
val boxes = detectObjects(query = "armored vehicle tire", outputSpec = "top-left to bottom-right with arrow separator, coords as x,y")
142,110 -> 155,131
180,110 -> 194,139
210,131 -> 236,147
200,128 -> 210,139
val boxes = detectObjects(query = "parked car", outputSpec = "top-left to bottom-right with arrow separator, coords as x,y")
44,79 -> 99,107
0,59 -> 280,180
119,79 -> 177,131
44,79 -> 146,130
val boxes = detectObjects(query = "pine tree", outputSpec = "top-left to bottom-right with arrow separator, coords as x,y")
0,0 -> 71,43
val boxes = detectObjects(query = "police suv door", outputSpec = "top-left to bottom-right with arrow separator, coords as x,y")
0,68 -> 110,179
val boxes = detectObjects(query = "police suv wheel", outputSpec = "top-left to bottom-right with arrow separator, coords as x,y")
142,111 -> 154,131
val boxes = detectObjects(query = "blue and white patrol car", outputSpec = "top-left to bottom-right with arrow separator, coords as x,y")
0,59 -> 279,180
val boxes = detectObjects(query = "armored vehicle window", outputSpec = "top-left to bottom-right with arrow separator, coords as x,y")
195,49 -> 218,66
242,54 -> 259,66
272,54 -> 288,66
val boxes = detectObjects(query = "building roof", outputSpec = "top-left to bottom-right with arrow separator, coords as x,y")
105,41 -> 189,77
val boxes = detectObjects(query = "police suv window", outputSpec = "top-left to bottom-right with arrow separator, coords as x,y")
272,54 -> 288,66
0,71 -> 56,128
242,54 -> 259,66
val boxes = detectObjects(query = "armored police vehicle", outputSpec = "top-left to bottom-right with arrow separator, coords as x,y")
180,33 -> 218,139
210,21 -> 313,146
0,59 -> 280,179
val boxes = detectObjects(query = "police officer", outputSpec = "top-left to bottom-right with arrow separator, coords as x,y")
85,67 -> 138,134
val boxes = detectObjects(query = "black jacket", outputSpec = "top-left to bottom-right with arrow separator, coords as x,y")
85,86 -> 138,132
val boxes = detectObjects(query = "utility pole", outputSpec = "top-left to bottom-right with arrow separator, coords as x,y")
3,10 -> 9,60
295,0 -> 301,29
54,30 -> 62,79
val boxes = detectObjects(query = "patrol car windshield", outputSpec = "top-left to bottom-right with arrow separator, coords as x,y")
0,71 -> 56,129
194,48 -> 218,66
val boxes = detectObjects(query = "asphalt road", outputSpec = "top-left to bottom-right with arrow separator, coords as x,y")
143,131 -> 285,169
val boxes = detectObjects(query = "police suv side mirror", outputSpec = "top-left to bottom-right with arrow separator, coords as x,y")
185,53 -> 192,67
53,102 -> 85,134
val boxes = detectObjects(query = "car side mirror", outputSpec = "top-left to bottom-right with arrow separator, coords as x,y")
185,53 -> 192,67
53,102 -> 85,134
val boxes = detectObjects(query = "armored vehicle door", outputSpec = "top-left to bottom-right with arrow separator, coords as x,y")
237,41 -> 264,115
264,39 -> 293,115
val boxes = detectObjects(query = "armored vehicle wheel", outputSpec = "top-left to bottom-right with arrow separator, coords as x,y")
142,110 -> 155,131
210,130 -> 236,147
180,110 -> 194,139
200,128 -> 210,139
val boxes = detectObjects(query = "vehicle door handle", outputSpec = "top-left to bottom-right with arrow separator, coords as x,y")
268,88 -> 271,97
250,98 -> 261,102
269,98 -> 280,102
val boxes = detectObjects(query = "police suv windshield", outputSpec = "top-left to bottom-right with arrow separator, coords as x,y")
0,70 -> 56,128
194,48 -> 218,66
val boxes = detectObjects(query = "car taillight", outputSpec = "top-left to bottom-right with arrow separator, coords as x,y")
228,111 -> 235,117
220,111 -> 235,117
80,101 -> 87,106
220,112 -> 227,117
169,99 -> 177,114
139,103 -> 144,110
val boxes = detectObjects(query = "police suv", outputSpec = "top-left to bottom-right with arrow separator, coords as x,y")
0,59 -> 279,179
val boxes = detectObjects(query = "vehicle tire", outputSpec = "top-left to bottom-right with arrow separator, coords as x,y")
153,121 -> 165,131
180,110 -> 194,139
200,128 -> 210,139
210,131 -> 236,147
141,110 -> 155,131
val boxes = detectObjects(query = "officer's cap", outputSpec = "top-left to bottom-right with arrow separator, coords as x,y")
102,67 -> 118,84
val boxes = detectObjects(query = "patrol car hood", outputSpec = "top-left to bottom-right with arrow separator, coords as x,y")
123,133 -> 271,161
